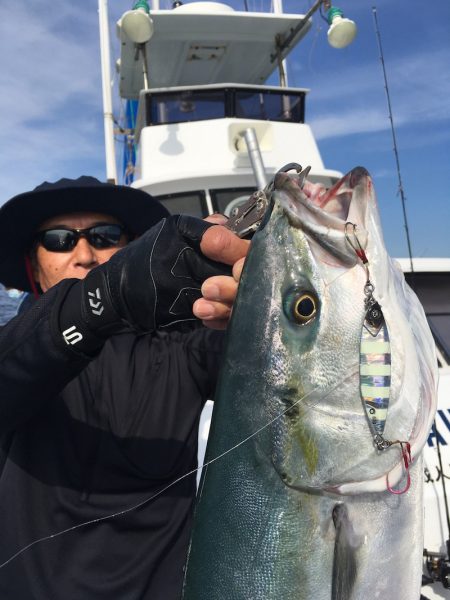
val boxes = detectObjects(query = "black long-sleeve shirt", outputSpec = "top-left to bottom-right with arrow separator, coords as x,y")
0,280 -> 223,599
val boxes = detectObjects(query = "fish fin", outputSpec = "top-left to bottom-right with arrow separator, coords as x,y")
331,503 -> 357,600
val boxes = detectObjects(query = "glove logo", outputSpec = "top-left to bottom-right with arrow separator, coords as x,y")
62,325 -> 83,345
88,288 -> 104,316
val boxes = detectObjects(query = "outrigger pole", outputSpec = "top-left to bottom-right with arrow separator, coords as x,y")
98,0 -> 118,184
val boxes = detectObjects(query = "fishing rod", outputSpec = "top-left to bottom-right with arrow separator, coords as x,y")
371,7 -> 414,274
371,7 -> 450,591
436,421 -> 450,586
422,422 -> 450,591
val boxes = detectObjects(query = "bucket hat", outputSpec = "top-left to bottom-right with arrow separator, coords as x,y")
0,176 -> 169,291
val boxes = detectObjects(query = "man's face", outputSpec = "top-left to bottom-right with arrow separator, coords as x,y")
32,212 -> 128,292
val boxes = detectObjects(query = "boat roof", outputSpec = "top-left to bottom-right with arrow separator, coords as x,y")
396,257 -> 450,273
117,2 -> 312,99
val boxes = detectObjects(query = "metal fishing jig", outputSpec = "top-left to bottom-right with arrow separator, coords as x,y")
345,223 -> 391,441
345,222 -> 412,494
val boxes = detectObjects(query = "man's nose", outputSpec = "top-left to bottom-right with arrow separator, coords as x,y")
72,236 -> 99,266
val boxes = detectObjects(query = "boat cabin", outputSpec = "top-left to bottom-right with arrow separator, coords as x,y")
116,2 -> 341,217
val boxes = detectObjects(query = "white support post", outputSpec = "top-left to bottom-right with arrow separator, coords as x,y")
241,128 -> 267,191
273,0 -> 289,87
98,0 -> 118,184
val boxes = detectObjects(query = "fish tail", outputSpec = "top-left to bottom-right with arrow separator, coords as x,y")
331,503 -> 357,600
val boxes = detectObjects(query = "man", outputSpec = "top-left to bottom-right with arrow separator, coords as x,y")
0,176 -> 248,599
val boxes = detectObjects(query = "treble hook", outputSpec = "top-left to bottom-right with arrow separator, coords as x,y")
345,221 -> 374,299
386,441 -> 412,495
344,222 -> 368,265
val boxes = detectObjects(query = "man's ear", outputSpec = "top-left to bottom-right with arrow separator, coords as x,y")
24,252 -> 42,297
25,251 -> 41,292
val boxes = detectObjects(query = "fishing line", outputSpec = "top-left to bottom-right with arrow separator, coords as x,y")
0,245 -> 411,568
307,21 -> 323,75
0,382 -> 329,570
0,351 -> 407,567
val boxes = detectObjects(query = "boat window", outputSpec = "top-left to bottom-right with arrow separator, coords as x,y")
148,90 -> 227,125
210,188 -> 256,216
404,272 -> 450,365
428,315 -> 450,364
234,90 -> 304,122
154,191 -> 207,218
145,87 -> 305,126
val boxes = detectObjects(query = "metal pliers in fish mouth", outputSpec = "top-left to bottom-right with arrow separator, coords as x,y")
225,163 -> 311,239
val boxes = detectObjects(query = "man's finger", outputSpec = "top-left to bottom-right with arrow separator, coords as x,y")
201,276 -> 238,304
193,297 -> 232,321
204,213 -> 228,225
232,257 -> 245,281
199,318 -> 228,331
200,225 -> 250,265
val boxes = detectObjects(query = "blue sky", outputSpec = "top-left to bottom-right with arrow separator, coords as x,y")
0,0 -> 449,258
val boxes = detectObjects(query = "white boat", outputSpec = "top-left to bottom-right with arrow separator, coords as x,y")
105,2 -> 450,597
396,258 -> 450,600
113,1 -> 343,202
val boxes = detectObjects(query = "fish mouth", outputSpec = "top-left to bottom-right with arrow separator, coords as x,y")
272,166 -> 373,266
275,165 -> 369,218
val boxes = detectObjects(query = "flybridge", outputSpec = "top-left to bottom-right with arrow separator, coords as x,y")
116,3 -> 312,99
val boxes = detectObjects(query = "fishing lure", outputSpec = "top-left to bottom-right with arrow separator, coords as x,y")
345,222 -> 411,494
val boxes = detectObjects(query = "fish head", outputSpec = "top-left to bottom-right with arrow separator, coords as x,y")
243,166 -> 437,495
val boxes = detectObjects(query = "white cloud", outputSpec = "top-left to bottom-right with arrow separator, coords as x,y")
300,47 -> 450,141
310,107 -> 393,139
0,1 -> 107,202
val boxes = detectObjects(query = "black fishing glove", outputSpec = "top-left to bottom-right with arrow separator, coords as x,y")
55,215 -> 231,355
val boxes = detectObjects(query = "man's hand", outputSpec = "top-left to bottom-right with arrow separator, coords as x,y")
57,214 -> 250,355
194,215 -> 249,330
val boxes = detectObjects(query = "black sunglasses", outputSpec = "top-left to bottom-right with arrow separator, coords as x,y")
34,224 -> 127,252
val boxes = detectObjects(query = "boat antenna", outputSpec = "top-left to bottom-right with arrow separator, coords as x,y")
371,7 -> 414,273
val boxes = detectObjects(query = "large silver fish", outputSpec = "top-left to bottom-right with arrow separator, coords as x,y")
183,167 -> 438,600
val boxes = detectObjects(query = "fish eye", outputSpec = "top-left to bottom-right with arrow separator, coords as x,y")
294,294 -> 317,322
283,289 -> 319,325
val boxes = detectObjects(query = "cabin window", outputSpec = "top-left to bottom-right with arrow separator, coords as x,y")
154,191 -> 207,218
154,188 -> 257,219
145,87 -> 306,126
148,90 -> 227,125
428,315 -> 450,364
210,188 -> 256,216
405,272 -> 450,366
234,90 -> 304,123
